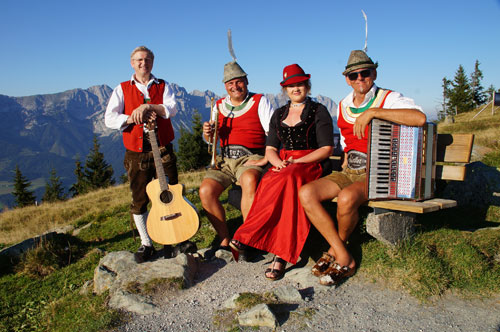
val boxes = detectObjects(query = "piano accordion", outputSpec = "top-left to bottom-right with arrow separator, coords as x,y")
366,119 -> 437,201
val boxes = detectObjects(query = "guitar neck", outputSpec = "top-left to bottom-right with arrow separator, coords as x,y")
147,127 -> 169,190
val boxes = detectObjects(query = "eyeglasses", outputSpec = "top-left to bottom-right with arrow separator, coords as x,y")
347,69 -> 372,81
132,57 -> 153,63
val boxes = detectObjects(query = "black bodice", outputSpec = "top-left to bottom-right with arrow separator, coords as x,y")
276,100 -> 319,150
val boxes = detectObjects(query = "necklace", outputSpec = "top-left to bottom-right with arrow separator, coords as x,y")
290,101 -> 306,107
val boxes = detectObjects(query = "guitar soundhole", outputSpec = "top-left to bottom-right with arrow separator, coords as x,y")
160,190 -> 173,204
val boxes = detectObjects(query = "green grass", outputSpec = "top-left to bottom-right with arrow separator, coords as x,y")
482,150 -> 500,168
357,207 -> 500,301
0,244 -> 120,332
0,187 -> 232,332
234,292 -> 278,310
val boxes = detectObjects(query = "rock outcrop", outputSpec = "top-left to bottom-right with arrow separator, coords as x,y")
92,251 -> 198,315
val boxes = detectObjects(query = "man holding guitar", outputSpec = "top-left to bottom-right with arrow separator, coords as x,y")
105,46 -> 192,263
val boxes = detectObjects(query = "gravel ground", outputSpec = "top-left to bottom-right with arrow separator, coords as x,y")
113,253 -> 500,332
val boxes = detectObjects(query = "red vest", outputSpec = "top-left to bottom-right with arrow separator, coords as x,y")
216,93 -> 266,149
337,88 -> 392,153
120,80 -> 175,152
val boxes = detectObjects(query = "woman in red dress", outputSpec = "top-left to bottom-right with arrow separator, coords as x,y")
230,64 -> 334,280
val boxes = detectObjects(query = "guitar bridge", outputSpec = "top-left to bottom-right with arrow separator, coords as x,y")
161,212 -> 182,221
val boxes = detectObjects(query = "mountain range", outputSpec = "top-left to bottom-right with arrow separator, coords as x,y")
0,84 -> 337,207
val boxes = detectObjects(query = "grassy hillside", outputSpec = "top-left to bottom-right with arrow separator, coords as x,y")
1,111 -> 500,331
0,170 -> 245,331
438,104 -> 500,165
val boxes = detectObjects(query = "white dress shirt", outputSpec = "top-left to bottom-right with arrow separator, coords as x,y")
104,74 -> 178,131
336,84 -> 423,149
210,93 -> 274,134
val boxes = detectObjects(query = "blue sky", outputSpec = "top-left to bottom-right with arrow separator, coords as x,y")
1,0 -> 499,120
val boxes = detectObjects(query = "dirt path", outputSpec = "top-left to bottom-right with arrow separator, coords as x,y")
114,252 -> 500,332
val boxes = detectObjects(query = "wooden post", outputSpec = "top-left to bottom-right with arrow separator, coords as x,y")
494,92 -> 500,115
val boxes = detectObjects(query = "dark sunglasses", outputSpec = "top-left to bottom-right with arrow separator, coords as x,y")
347,69 -> 372,81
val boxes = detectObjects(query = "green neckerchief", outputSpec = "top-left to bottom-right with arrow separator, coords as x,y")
348,88 -> 380,114
224,93 -> 255,112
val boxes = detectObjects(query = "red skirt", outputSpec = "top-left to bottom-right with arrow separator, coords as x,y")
233,149 -> 323,264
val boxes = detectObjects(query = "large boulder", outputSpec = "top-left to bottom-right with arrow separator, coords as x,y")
93,251 -> 198,314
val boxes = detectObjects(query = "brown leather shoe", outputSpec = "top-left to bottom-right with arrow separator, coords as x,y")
311,252 -> 335,277
319,263 -> 356,286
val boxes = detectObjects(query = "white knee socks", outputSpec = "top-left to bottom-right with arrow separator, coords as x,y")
133,213 -> 153,247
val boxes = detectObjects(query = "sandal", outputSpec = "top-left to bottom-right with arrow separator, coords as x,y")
319,262 -> 355,286
229,239 -> 246,252
311,252 -> 335,277
265,256 -> 287,281
229,240 -> 247,262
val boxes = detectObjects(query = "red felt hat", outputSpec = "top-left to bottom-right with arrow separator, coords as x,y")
280,64 -> 311,86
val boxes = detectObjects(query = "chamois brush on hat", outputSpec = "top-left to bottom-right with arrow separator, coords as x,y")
222,29 -> 248,83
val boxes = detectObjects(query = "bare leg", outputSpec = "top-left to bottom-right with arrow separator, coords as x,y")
199,178 -> 229,247
300,179 -> 366,268
300,178 -> 344,260
336,181 -> 367,243
238,169 -> 261,220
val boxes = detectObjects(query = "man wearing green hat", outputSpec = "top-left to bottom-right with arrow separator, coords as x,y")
200,61 -> 274,259
299,50 -> 426,286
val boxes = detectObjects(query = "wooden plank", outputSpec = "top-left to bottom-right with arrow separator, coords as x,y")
366,200 -> 441,213
422,198 -> 457,209
436,165 -> 467,181
436,134 -> 474,163
330,197 -> 452,213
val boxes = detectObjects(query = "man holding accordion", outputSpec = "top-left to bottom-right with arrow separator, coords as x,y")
299,50 -> 426,286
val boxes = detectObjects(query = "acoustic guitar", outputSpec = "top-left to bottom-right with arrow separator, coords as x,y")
145,121 -> 200,245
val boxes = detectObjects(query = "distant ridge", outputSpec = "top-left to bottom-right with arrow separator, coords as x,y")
0,84 -> 337,207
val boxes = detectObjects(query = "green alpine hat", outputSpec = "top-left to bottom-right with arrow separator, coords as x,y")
342,50 -> 378,76
223,61 -> 247,83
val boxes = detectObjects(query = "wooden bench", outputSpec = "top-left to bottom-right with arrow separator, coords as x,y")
333,132 -> 474,245
227,133 -> 474,245
332,133 -> 474,213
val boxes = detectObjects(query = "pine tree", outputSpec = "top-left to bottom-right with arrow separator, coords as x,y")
470,60 -> 486,107
42,168 -> 66,202
177,110 -> 211,171
69,137 -> 115,196
70,158 -> 88,196
447,65 -> 474,114
438,77 -> 452,121
82,136 -> 115,191
12,165 -> 36,208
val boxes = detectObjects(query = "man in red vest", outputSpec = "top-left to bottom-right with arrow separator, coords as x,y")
299,50 -> 426,285
105,46 -> 182,263
199,61 -> 274,259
